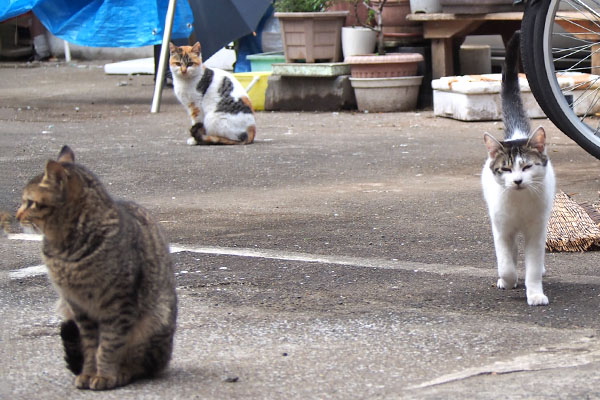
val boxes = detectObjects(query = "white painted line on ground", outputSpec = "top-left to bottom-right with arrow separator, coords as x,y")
7,233 -> 42,241
10,237 -> 491,281
10,238 -> 599,286
9,264 -> 47,279
169,243 -> 494,278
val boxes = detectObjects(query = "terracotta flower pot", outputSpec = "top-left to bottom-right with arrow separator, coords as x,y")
372,0 -> 422,41
327,0 -> 370,27
345,53 -> 424,78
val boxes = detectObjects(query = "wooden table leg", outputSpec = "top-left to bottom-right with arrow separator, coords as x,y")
431,38 -> 454,78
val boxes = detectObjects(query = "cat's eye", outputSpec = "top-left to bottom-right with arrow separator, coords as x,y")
175,62 -> 182,66
186,62 -> 194,67
26,199 -> 34,208
522,164 -> 532,171
501,167 -> 512,172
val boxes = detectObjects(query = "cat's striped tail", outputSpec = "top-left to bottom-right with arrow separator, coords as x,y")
60,320 -> 83,375
502,30 -> 531,139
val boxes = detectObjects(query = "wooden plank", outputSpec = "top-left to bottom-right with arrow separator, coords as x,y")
423,20 -> 483,39
407,12 -> 523,22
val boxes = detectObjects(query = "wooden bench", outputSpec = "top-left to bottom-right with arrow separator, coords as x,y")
406,12 -> 523,78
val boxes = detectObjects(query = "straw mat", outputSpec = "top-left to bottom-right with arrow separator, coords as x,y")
546,191 -> 600,252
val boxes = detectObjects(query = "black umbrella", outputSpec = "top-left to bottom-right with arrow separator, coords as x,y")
152,0 -> 272,112
188,0 -> 272,61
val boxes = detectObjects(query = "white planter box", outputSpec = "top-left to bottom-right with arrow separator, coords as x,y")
432,73 -> 600,121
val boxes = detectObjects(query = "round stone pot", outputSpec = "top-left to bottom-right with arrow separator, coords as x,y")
349,76 -> 423,112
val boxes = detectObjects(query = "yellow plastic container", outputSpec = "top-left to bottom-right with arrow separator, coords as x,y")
232,71 -> 272,111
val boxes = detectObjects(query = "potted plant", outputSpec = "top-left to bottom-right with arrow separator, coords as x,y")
343,0 -> 425,112
274,0 -> 349,63
334,0 -> 377,58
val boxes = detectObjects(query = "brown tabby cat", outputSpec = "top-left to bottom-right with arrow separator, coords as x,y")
16,146 -> 177,390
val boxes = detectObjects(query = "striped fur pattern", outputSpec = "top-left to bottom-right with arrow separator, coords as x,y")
481,31 -> 556,306
169,42 -> 256,145
16,146 -> 177,390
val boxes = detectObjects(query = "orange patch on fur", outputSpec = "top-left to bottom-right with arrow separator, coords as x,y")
246,125 -> 256,144
241,96 -> 255,113
188,103 -> 201,120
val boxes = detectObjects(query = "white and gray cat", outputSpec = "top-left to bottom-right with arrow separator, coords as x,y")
169,42 -> 256,145
481,31 -> 556,306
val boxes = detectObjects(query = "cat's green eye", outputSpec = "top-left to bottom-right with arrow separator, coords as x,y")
26,199 -> 34,208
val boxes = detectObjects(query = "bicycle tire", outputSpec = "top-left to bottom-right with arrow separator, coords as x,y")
521,0 -> 553,118
528,0 -> 600,159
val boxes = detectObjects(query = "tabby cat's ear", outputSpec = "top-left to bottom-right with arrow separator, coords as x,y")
169,42 -> 177,54
41,160 -> 67,188
57,145 -> 75,163
191,42 -> 201,56
483,133 -> 503,157
528,126 -> 546,153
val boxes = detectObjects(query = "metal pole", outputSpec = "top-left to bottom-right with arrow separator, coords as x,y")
151,0 -> 177,113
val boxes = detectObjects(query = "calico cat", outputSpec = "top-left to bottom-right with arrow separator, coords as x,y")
169,42 -> 256,145
481,31 -> 556,306
16,146 -> 177,390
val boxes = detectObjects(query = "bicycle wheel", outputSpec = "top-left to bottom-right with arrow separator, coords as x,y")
521,0 -> 553,117
526,0 -> 600,159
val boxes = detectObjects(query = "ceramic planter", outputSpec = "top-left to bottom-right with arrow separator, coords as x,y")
341,27 -> 377,58
275,11 -> 348,63
409,0 -> 442,13
440,0 -> 523,13
350,76 -> 423,112
345,53 -> 424,78
372,0 -> 422,44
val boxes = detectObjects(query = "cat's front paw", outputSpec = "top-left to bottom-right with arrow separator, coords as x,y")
497,278 -> 517,289
75,373 -> 92,389
527,293 -> 549,306
187,137 -> 198,146
89,375 -> 118,390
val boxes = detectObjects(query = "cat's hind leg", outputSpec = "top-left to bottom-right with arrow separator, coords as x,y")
493,227 -> 518,290
187,122 -> 205,145
245,125 -> 256,144
189,121 -> 245,145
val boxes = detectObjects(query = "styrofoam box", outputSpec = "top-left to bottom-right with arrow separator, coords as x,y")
432,73 -> 600,121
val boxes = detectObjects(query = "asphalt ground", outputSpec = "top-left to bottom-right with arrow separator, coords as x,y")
1,61 -> 600,399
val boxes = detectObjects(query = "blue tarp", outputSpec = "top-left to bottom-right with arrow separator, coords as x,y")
0,0 -> 194,48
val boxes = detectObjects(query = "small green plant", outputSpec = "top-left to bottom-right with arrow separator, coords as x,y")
274,0 -> 333,12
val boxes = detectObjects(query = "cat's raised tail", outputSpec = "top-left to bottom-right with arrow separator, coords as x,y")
502,31 -> 530,140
